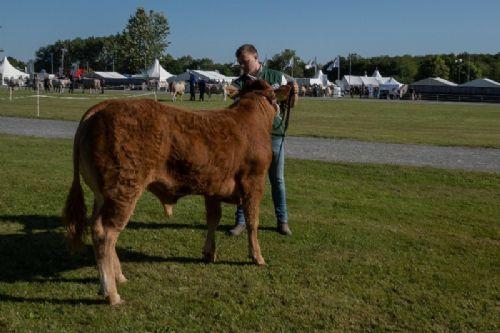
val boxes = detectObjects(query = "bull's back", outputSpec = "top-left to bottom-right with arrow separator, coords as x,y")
77,100 -> 172,193
76,98 -> 271,199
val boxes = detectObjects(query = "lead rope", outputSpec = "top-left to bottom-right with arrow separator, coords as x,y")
283,84 -> 294,132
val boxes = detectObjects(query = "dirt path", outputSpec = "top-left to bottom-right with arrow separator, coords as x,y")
1,116 -> 500,173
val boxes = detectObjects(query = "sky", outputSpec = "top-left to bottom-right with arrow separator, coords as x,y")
1,0 -> 499,65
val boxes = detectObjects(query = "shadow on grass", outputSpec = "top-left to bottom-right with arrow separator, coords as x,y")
0,214 -> 258,304
0,293 -> 104,305
127,220 -> 278,233
0,214 -> 254,284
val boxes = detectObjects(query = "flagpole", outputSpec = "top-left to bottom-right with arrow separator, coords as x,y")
337,55 -> 340,83
349,53 -> 352,87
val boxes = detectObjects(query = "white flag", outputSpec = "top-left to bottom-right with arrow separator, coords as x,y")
327,56 -> 340,71
305,57 -> 316,70
284,57 -> 294,69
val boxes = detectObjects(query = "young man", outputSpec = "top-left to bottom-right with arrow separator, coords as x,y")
227,44 -> 298,236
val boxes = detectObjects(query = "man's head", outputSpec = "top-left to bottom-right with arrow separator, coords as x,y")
235,44 -> 261,76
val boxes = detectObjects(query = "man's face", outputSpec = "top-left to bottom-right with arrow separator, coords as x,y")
238,52 -> 260,76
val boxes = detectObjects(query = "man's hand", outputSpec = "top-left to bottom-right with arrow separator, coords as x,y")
225,85 -> 239,98
288,81 -> 299,107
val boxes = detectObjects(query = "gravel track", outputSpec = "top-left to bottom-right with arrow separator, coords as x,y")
1,116 -> 500,173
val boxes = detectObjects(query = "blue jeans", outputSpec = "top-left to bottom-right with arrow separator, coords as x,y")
235,136 -> 288,225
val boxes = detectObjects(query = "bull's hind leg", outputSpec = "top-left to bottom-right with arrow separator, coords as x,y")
203,196 -> 221,263
242,181 -> 266,266
92,198 -> 137,305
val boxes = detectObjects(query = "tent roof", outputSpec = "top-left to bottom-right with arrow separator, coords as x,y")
145,59 -> 172,81
85,71 -> 127,79
372,68 -> 382,78
383,77 -> 402,85
0,57 -> 29,84
342,75 -> 364,86
411,77 -> 457,86
341,74 -> 392,87
168,69 -> 232,83
460,78 -> 500,88
360,76 -> 381,86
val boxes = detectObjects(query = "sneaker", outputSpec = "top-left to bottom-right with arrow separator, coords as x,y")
277,223 -> 292,236
227,224 -> 246,236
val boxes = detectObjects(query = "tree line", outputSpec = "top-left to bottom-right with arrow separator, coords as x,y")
7,7 -> 500,84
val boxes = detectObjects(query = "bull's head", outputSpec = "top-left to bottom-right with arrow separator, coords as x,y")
237,80 -> 292,115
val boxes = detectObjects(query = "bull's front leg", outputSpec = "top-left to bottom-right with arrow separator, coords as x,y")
203,196 -> 221,263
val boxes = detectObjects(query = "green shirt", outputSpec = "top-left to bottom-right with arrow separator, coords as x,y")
233,67 -> 287,137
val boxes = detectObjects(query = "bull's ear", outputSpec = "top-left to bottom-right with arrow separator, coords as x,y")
274,85 -> 292,102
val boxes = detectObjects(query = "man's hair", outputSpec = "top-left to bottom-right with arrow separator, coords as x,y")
235,44 -> 258,59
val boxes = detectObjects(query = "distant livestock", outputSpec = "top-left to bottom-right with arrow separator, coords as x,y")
170,81 -> 186,101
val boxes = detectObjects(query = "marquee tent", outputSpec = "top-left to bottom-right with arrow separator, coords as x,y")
296,70 -> 333,88
0,57 -> 29,85
145,59 -> 172,82
411,77 -> 457,86
460,78 -> 500,88
168,69 -> 232,83
85,71 -> 128,80
339,69 -> 392,91
379,77 -> 402,91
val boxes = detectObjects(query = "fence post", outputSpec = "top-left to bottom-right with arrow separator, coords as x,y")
37,84 -> 40,117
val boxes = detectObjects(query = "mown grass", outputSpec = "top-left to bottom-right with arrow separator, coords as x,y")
2,87 -> 500,148
0,134 -> 499,332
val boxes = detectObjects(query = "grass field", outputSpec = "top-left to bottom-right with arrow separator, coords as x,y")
2,87 -> 500,148
0,134 -> 499,332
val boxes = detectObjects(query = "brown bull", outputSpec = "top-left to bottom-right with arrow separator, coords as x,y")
62,80 -> 291,305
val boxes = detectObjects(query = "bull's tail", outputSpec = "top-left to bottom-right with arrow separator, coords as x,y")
62,138 -> 87,254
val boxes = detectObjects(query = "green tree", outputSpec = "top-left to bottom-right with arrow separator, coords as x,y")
394,55 -> 419,83
417,56 -> 450,80
118,7 -> 170,73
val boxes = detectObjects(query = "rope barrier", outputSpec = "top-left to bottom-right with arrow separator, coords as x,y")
0,90 -> 158,101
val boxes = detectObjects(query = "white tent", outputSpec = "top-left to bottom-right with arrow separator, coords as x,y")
379,77 -> 402,91
168,69 -> 232,83
296,70 -> 333,88
0,57 -> 30,85
339,69 -> 392,91
145,59 -> 172,82
85,71 -> 128,80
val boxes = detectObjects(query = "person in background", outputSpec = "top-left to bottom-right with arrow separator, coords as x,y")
227,43 -> 298,237
198,78 -> 206,101
189,72 -> 197,101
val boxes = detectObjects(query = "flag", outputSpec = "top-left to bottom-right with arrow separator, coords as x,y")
326,56 -> 340,71
284,57 -> 294,69
305,57 -> 317,70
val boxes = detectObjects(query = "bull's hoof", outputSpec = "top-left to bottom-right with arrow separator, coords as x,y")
203,252 -> 217,263
117,274 -> 128,284
252,256 -> 266,266
107,294 -> 124,306
163,204 -> 173,218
